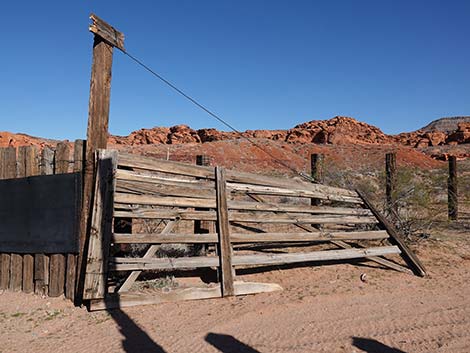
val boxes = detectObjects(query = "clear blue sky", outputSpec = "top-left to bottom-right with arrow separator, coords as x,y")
0,1 -> 469,140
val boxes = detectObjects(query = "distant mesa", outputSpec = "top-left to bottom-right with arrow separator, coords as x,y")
419,116 -> 470,133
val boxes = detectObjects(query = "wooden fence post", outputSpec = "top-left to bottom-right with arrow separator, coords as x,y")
385,152 -> 397,217
0,147 -> 16,290
9,147 -> 23,292
448,156 -> 458,221
215,167 -> 235,297
48,142 -> 70,297
77,15 -> 125,302
21,146 -> 39,294
34,146 -> 54,296
310,153 -> 324,206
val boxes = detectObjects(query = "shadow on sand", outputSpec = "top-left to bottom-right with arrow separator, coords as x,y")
206,333 -> 261,353
352,337 -> 407,353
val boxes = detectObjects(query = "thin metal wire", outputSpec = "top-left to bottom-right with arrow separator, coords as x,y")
117,48 -> 315,183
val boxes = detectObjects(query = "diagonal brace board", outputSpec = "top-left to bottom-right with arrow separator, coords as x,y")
117,220 -> 178,292
356,190 -> 426,277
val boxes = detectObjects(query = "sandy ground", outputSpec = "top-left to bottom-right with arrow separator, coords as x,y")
0,227 -> 469,353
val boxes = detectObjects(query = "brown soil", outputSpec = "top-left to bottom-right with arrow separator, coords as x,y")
1,226 -> 469,353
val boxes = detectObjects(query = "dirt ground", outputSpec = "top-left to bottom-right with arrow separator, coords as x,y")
0,225 -> 469,353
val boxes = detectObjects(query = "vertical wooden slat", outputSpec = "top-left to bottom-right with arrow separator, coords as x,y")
194,155 -> 213,254
83,150 -> 117,299
65,140 -> 85,301
310,153 -> 324,207
0,147 -> 16,289
22,146 -> 39,293
448,156 -> 458,221
48,142 -> 70,297
386,152 -> 397,217
34,147 -> 54,296
9,147 -> 23,291
215,167 -> 235,296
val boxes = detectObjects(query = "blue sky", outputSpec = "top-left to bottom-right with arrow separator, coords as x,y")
0,1 -> 469,140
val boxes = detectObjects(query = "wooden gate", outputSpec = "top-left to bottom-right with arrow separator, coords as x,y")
83,151 -> 425,310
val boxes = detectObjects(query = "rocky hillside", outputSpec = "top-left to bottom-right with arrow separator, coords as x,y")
420,116 -> 470,133
109,116 -> 470,151
1,116 -> 469,172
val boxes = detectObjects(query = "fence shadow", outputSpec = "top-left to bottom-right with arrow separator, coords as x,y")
205,333 -> 260,353
352,337 -> 406,353
108,309 -> 167,353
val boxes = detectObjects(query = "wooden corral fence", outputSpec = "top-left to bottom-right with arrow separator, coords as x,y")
83,151 -> 426,310
0,141 -> 84,300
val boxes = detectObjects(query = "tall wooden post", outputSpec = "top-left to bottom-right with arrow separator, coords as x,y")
448,156 -> 458,221
385,152 -> 397,217
76,14 -> 125,301
310,153 -> 323,206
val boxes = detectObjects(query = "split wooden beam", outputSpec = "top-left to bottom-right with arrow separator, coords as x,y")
356,190 -> 426,277
83,150 -> 117,300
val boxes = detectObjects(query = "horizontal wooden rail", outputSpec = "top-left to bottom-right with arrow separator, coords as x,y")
109,246 -> 401,271
115,190 -> 369,216
113,209 -> 377,224
116,153 -> 361,203
112,230 -> 389,244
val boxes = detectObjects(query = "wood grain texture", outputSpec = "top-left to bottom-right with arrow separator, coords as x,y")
110,246 -> 401,271
83,150 -> 117,299
35,147 -> 54,296
111,230 -> 389,244
77,34 -> 114,304
215,167 -> 235,296
48,142 -> 70,297
89,13 -> 125,51
89,281 -> 282,311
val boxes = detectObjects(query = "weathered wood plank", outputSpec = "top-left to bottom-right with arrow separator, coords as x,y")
116,152 -> 360,201
117,220 -> 177,293
77,31 -> 115,304
215,167 -> 235,296
48,254 -> 65,297
48,142 -> 70,297
9,255 -> 22,291
112,230 -> 389,244
65,140 -> 85,301
9,147 -> 22,292
0,254 -> 10,290
35,147 -> 54,296
116,179 -> 216,199
357,190 -> 426,277
89,13 -> 125,51
110,246 -> 401,271
113,208 -> 376,225
34,254 -> 49,296
115,191 -> 370,216
22,146 -> 38,293
89,281 -> 282,311
83,150 -> 117,299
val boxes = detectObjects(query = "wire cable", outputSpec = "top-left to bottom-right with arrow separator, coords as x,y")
119,49 -> 316,183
